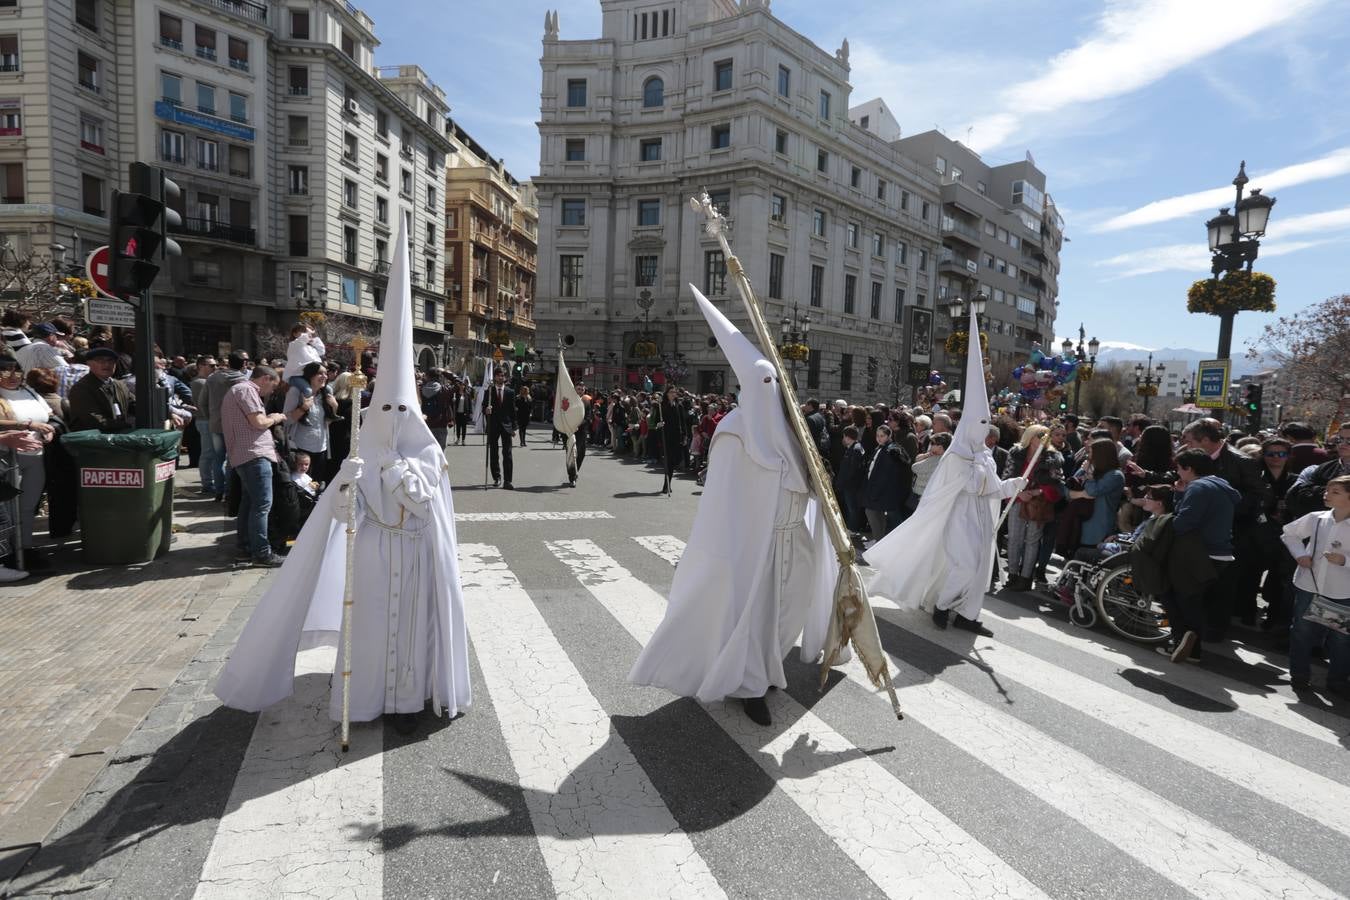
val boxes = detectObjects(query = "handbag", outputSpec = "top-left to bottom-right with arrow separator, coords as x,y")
1020,492 -> 1055,523
1299,518 -> 1350,634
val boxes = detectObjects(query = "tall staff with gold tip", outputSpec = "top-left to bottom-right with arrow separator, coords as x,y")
339,335 -> 368,752
688,191 -> 903,720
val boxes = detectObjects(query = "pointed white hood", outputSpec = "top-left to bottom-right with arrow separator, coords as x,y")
950,312 -> 993,459
365,220 -> 437,458
689,284 -> 806,489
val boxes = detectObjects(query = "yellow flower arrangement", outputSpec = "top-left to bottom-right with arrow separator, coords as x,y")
1187,271 -> 1276,316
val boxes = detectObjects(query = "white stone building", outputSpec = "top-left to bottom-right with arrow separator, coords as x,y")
533,0 -> 943,401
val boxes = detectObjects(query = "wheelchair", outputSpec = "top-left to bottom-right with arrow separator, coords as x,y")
1050,542 -> 1170,645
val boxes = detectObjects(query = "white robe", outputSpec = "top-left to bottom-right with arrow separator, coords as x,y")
628,411 -> 834,701
935,454 -> 1023,619
213,440 -> 471,722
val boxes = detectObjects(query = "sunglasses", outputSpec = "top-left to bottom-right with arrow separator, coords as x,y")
1264,450 -> 1289,458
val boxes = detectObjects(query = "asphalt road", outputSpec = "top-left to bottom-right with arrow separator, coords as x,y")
8,432 -> 1350,900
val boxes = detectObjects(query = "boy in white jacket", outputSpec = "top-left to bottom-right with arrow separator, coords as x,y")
283,323 -> 326,397
1282,474 -> 1350,694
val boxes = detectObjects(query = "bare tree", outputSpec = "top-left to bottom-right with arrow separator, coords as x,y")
0,248 -> 96,322
1247,293 -> 1350,427
254,311 -> 381,369
1078,362 -> 1138,421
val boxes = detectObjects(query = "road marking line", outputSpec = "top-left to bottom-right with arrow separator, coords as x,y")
458,543 -> 723,900
976,598 -> 1349,746
456,511 -> 615,522
549,538 -> 1047,900
633,534 -> 684,566
195,647 -> 382,900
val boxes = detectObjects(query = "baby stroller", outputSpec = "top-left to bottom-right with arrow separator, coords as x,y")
1050,541 -> 1169,645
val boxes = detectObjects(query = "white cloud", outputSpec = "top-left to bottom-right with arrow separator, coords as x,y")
1092,147 -> 1350,232
1268,205 -> 1350,238
1094,237 -> 1338,277
964,0 -> 1322,153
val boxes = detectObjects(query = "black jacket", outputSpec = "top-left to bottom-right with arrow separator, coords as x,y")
67,374 -> 134,433
484,384 -> 516,434
861,441 -> 912,513
1213,444 -> 1271,529
805,410 -> 829,454
834,442 -> 867,505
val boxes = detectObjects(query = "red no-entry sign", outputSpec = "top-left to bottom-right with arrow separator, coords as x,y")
85,245 -> 121,301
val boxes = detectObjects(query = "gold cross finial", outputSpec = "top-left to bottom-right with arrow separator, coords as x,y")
351,335 -> 367,357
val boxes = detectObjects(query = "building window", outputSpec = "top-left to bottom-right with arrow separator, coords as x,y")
819,89 -> 831,119
78,117 -> 102,151
160,130 -> 184,163
287,66 -> 308,95
777,65 -> 790,97
342,275 -> 358,305
560,198 -> 585,226
843,274 -> 856,314
340,30 -> 356,59
376,109 -> 388,139
877,178 -> 887,201
160,72 -> 182,105
774,129 -> 788,155
287,115 -> 308,146
870,281 -> 882,319
75,0 -> 98,31
288,165 -> 307,195
710,123 -> 731,149
635,254 -> 658,287
196,138 -> 218,171
228,92 -> 247,123
228,144 -> 250,178
708,189 -> 731,215
375,196 -> 388,224
839,353 -> 852,391
768,253 -> 784,299
900,190 -> 910,212
196,192 -> 220,223
894,287 -> 905,323
919,249 -> 928,272
77,52 -> 99,92
343,226 -> 358,265
637,198 -> 660,226
816,149 -> 828,173
770,194 -> 786,222
289,9 -> 309,39
445,210 -> 456,230
188,260 -> 221,286
639,137 -> 662,161
850,166 -> 861,189
0,162 -> 22,203
343,179 -> 358,208
806,350 -> 820,389
921,200 -> 931,221
704,250 -> 727,295
917,293 -> 927,308
643,76 -> 664,107
195,24 -> 216,61
560,254 -> 584,297
565,138 -> 585,161
713,59 -> 733,92
566,79 -> 587,107
812,209 -> 826,237
426,184 -> 436,210
343,133 -> 358,165
425,222 -> 436,246
897,240 -> 907,266
809,264 -> 823,308
399,169 -> 412,197
376,153 -> 388,183
872,232 -> 883,257
81,173 -> 103,216
289,215 -> 308,256
935,155 -> 946,175
846,222 -> 858,249
424,260 -> 435,288
158,13 -> 182,50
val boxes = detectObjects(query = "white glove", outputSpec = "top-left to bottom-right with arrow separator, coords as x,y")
331,457 -> 363,522
335,456 -> 363,487
1014,476 -> 1030,491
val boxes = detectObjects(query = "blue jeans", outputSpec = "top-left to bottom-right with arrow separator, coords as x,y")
288,375 -> 313,397
210,432 -> 229,495
235,457 -> 273,559
196,420 -> 221,493
1290,586 -> 1350,684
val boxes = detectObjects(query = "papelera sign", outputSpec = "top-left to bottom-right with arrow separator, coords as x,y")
80,463 -> 174,489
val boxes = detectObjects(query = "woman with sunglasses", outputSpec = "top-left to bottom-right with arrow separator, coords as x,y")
1252,437 -> 1299,630
0,357 -> 55,569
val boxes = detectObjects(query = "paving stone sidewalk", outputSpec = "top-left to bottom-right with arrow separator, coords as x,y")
0,468 -> 269,890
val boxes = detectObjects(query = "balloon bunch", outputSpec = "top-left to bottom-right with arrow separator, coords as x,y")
915,370 -> 948,408
1011,345 -> 1079,410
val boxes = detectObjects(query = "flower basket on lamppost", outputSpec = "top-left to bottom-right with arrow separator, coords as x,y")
1192,162 -> 1277,360
945,292 -> 992,385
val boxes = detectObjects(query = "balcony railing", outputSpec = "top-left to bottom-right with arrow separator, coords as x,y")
197,0 -> 267,23
374,260 -> 390,276
228,57 -> 249,72
288,85 -> 309,96
941,216 -> 981,242
195,46 -> 217,61
197,160 -> 219,172
172,217 -> 256,246
160,37 -> 182,50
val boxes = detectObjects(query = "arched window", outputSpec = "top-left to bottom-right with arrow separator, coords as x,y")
642,76 -> 664,108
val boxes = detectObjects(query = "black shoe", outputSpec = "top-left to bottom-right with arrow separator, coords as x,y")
251,553 -> 285,568
503,482 -> 513,490
741,695 -> 772,727
389,712 -> 419,736
932,607 -> 950,630
492,477 -> 500,487
1005,575 -> 1031,592
1290,675 -> 1311,690
953,614 -> 994,636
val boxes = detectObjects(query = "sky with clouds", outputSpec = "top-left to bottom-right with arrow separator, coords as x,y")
366,0 -> 1350,355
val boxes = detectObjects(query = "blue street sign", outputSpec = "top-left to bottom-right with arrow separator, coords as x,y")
1196,359 -> 1231,409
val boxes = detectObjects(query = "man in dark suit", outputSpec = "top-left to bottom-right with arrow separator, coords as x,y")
484,366 -> 516,489
67,348 -> 134,432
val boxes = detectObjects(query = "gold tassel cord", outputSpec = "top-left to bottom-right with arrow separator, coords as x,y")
690,193 -> 903,721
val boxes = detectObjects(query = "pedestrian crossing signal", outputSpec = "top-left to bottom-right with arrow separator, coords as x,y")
108,163 -> 182,298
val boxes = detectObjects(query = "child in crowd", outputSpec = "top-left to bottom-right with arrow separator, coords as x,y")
290,450 -> 320,497
283,323 -> 326,398
906,432 -> 951,516
1282,474 -> 1350,694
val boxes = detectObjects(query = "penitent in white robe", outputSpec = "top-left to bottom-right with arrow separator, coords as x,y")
933,453 -> 1024,620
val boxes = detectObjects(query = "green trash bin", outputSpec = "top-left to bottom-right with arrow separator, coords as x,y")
61,428 -> 183,565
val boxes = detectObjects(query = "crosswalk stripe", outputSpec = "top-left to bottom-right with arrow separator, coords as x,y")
457,543 -> 725,900
548,538 -> 1047,900
976,598 -> 1349,746
195,647 -> 383,899
632,534 -> 684,566
455,511 -> 614,522
910,615 -> 1350,838
632,535 -> 1341,900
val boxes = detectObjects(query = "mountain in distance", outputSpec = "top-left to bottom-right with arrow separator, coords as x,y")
1052,339 -> 1269,377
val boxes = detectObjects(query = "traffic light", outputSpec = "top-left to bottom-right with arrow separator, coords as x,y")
1058,398 -> 1068,412
1243,383 -> 1263,430
109,162 -> 181,299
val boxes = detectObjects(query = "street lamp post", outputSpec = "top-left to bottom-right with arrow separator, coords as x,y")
291,275 -> 329,310
777,302 -> 811,388
1060,323 -> 1099,417
946,291 -> 987,392
1133,351 -> 1165,415
1204,161 -> 1276,360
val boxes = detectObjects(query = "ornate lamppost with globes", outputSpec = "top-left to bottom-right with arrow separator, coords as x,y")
777,302 -> 811,387
1133,351 -> 1165,415
1201,162 -> 1277,360
1060,324 -> 1099,417
945,291 -> 988,392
